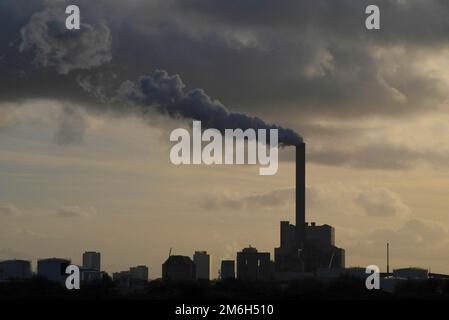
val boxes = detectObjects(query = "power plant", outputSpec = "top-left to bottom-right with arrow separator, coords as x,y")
275,143 -> 345,277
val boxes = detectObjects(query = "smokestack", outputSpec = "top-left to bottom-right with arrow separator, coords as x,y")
387,242 -> 390,275
296,143 -> 306,250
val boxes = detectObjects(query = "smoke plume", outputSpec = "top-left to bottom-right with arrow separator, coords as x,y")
113,70 -> 303,145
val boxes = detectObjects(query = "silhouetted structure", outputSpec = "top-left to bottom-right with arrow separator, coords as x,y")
0,260 -> 32,280
193,251 -> 210,280
82,251 -> 101,271
303,223 -> 345,271
113,266 -> 149,292
80,268 -> 103,282
113,270 -> 130,281
37,258 -> 70,284
220,260 -> 235,280
237,247 -> 272,281
275,143 -> 345,276
393,267 -> 428,279
130,265 -> 149,281
162,255 -> 195,281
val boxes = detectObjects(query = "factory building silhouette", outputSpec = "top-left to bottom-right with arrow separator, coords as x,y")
274,143 -> 345,277
159,143 -> 345,281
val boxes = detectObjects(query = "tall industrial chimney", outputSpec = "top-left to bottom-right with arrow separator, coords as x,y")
296,143 -> 306,250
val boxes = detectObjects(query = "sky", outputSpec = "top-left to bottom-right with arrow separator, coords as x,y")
1,0 -> 449,277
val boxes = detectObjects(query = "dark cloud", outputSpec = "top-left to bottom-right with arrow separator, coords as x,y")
2,0 -> 449,169
19,7 -> 112,74
2,0 -> 449,119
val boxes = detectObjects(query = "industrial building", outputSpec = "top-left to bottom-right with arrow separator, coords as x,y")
162,255 -> 196,281
0,260 -> 32,280
193,251 -> 210,280
220,260 -> 235,280
274,143 -> 345,277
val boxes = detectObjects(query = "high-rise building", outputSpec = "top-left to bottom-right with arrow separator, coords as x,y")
220,260 -> 235,280
82,251 -> 101,271
193,251 -> 210,280
0,260 -> 32,280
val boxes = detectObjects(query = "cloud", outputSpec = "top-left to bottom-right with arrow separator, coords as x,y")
354,187 -> 411,217
0,203 -> 22,217
346,218 -> 449,264
202,187 -> 293,211
203,184 -> 409,218
1,0 -> 449,171
57,206 -> 96,218
309,143 -> 449,170
0,0 -> 447,119
54,105 -> 88,145
308,183 -> 410,218
19,7 -> 111,74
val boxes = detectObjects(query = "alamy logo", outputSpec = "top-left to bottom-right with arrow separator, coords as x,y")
365,5 -> 380,30
365,265 -> 380,290
65,264 -> 80,290
65,5 -> 80,30
170,121 -> 279,175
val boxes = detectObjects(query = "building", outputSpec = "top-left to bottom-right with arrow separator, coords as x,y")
0,260 -> 32,280
193,251 -> 210,280
274,143 -> 345,275
80,268 -> 103,282
112,270 -> 130,281
82,251 -> 101,271
236,247 -> 272,281
393,268 -> 429,280
162,255 -> 195,281
113,270 -> 147,292
220,260 -> 235,280
37,258 -> 71,284
130,265 -> 149,281
303,223 -> 345,272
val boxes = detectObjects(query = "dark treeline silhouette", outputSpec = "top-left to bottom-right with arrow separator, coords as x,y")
1,276 -> 449,300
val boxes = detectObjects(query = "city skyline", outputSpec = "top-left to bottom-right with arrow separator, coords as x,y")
2,0 -> 449,278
